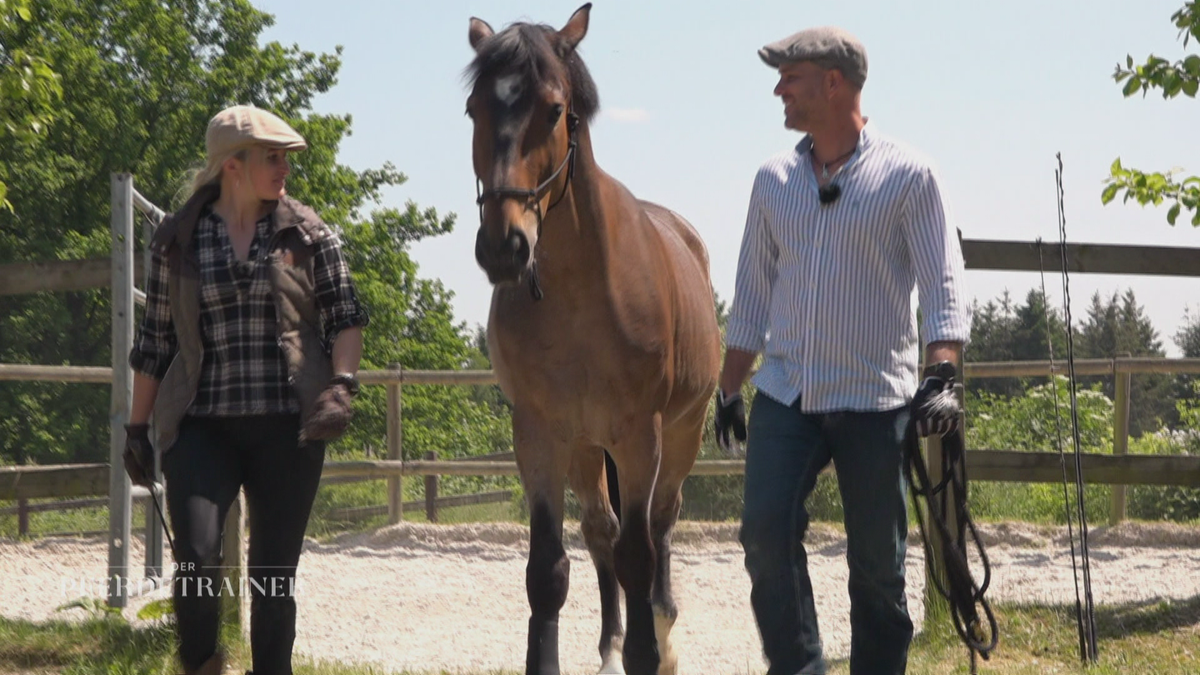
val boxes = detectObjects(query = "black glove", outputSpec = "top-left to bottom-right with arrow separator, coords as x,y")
714,390 -> 747,456
911,361 -> 962,438
123,423 -> 155,488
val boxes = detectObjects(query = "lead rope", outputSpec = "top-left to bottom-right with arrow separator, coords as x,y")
905,412 -> 998,672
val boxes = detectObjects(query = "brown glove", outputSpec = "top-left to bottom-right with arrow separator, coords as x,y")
123,423 -> 155,488
301,381 -> 354,442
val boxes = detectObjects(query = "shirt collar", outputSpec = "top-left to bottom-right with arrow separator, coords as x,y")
795,117 -> 876,161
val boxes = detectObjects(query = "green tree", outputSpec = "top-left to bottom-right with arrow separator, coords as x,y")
0,0 -> 62,210
1169,308 -> 1200,416
0,0 -> 502,474
465,324 -> 514,425
1176,308 -> 1200,357
1102,2 -> 1200,225
336,212 -> 511,464
1075,290 -> 1175,435
966,290 -> 1066,397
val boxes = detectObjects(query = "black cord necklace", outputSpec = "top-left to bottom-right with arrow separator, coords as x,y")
816,145 -> 856,181
814,143 -> 857,206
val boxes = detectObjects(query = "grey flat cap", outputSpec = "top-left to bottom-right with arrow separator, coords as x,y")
759,26 -> 868,88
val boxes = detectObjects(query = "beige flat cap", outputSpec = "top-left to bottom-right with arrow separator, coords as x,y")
205,105 -> 307,159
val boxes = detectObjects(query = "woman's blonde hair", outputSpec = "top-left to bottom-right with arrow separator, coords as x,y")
174,147 -> 250,208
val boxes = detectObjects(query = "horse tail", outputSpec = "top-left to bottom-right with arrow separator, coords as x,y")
603,449 -> 621,525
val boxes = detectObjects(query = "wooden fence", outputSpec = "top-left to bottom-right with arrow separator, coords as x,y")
0,457 -> 517,535
6,356 -> 1200,506
4,186 -> 1200,618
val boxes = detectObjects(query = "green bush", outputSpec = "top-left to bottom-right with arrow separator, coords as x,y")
966,377 -> 1114,454
1126,400 -> 1200,522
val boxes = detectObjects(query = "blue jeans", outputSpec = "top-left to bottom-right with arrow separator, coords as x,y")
739,392 -> 913,675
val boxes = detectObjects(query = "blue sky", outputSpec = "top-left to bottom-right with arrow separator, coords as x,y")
255,0 -> 1200,356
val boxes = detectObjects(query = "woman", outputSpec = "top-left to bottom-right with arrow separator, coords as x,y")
123,105 -> 369,675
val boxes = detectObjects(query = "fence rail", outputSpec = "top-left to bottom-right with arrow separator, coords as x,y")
960,239 -> 1200,277
0,257 -> 147,297
6,357 -> 1199,386
7,450 -> 1200,503
4,239 -> 1197,299
329,490 -> 514,523
5,354 -> 1196,534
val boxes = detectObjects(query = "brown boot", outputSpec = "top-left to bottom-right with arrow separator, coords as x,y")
183,651 -> 224,675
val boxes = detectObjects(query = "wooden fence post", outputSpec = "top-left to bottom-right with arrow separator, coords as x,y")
17,498 -> 29,536
922,345 -> 966,629
1111,354 -> 1133,525
387,363 -> 404,524
107,172 -> 134,609
425,451 -> 438,522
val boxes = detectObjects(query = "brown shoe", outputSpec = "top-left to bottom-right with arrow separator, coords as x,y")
183,651 -> 224,675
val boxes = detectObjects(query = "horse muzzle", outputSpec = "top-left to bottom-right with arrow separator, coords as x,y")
475,226 -> 533,285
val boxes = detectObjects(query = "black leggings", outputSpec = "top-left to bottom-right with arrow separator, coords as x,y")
163,414 -> 324,675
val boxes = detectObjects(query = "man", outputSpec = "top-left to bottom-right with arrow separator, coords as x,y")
713,26 -> 971,675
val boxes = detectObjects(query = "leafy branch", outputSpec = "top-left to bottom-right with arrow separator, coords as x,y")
0,0 -> 63,211
1103,2 -> 1200,226
1102,158 -> 1200,226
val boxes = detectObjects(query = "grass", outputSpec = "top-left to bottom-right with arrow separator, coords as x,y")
0,600 -> 1196,675
884,597 -> 1200,675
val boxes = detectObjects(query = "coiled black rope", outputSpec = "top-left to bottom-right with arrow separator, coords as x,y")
905,409 -> 998,673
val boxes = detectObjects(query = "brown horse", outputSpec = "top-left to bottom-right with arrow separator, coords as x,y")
465,4 -> 721,675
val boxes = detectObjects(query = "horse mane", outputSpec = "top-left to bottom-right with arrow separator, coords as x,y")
467,22 -> 600,125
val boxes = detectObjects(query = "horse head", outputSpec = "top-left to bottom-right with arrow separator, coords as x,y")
465,3 -> 599,287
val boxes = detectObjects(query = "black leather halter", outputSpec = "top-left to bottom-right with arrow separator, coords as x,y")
475,111 -> 580,301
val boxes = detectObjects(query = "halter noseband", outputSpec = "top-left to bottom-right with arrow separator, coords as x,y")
475,110 -> 580,301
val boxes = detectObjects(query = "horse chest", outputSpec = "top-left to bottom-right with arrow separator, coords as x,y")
491,315 -> 654,429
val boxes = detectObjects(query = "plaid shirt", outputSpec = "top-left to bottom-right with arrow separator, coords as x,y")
131,207 -> 369,416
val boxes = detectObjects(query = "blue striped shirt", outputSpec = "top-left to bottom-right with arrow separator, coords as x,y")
726,122 -> 971,413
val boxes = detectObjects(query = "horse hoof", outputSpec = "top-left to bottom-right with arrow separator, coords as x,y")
599,635 -> 626,674
598,660 -> 626,675
655,650 -> 678,675
653,614 -> 678,675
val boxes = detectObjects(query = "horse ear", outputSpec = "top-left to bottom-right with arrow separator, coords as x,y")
557,3 -> 591,53
469,17 -> 494,52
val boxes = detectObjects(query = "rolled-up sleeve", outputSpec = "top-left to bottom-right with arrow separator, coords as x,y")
129,248 -> 177,379
725,172 -> 779,353
312,232 -> 369,353
902,165 -> 972,347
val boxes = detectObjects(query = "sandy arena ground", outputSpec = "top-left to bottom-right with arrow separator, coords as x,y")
3,521 -> 1200,674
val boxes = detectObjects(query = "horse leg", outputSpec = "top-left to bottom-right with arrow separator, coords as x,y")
612,415 -> 663,675
568,447 -> 625,674
648,486 -> 682,675
648,413 -> 704,675
516,409 -> 571,675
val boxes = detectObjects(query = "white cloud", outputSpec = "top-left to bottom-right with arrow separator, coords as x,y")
603,107 -> 650,123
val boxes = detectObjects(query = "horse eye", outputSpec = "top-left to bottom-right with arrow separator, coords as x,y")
548,104 -> 564,125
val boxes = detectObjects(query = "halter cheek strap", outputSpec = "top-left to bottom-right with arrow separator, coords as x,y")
475,111 -> 580,301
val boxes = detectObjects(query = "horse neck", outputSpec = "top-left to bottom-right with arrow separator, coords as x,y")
536,127 -> 620,281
